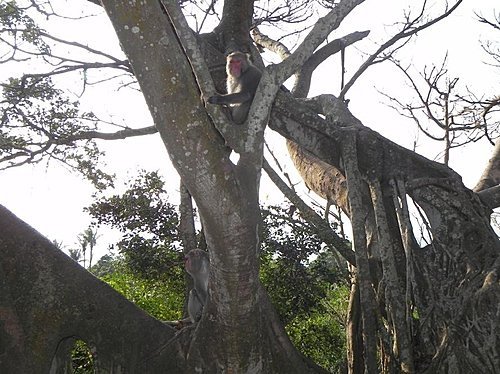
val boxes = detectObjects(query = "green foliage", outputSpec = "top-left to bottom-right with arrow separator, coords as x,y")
286,285 -> 349,373
86,170 -> 181,279
260,205 -> 344,323
90,253 -> 119,277
259,205 -> 349,371
100,261 -> 184,321
71,340 -> 95,374
0,75 -> 113,189
0,2 -> 113,188
86,170 -> 185,319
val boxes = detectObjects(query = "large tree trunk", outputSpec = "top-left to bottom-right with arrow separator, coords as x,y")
285,118 -> 500,373
0,205 -> 184,373
95,1 -> 325,372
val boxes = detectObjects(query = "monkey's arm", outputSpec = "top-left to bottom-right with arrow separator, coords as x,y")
208,91 -> 253,105
162,287 -> 205,328
162,317 -> 196,330
187,288 -> 205,323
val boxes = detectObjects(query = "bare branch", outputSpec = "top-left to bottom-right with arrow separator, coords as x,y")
477,12 -> 500,31
37,30 -> 128,66
340,0 -> 463,99
274,0 -> 365,84
62,126 -> 158,143
251,27 -> 369,98
382,56 -> 499,162
254,1 -> 314,27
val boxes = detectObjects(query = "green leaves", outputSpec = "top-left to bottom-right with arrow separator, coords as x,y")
100,264 -> 183,321
0,1 -> 50,53
86,170 -> 181,278
259,204 -> 348,370
1,76 -> 113,189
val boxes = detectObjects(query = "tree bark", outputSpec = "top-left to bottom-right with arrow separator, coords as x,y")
0,205 -> 184,373
474,139 -> 500,192
97,1 -> 325,372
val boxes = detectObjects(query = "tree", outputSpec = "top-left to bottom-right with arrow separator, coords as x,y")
75,227 -> 99,269
86,170 -> 182,278
1,1 -> 499,374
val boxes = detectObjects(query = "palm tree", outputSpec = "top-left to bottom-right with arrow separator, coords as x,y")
77,228 -> 99,269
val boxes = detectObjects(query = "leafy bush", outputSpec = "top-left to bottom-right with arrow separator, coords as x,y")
100,261 -> 184,321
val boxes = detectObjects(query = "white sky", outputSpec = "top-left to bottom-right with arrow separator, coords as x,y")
0,0 -> 498,260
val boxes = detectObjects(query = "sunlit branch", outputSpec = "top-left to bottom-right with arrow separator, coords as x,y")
252,27 -> 369,98
251,27 -> 291,60
275,0 -> 366,84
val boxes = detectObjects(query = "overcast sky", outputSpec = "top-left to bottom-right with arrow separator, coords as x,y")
0,0 -> 498,260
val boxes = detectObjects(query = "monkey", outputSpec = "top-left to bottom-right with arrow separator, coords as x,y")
163,249 -> 209,328
185,248 -> 209,323
208,51 -> 262,125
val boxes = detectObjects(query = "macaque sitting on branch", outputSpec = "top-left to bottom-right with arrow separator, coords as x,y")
164,249 -> 209,328
208,51 -> 262,125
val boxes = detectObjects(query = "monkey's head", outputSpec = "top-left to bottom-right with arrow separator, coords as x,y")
226,51 -> 250,78
184,249 -> 209,275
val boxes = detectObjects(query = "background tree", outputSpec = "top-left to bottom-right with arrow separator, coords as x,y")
75,227 -> 99,268
86,170 -> 181,278
1,1 -> 499,373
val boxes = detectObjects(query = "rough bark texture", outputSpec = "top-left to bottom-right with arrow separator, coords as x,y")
474,139 -> 500,192
95,0 -> 327,373
0,205 -> 184,373
282,99 -> 500,372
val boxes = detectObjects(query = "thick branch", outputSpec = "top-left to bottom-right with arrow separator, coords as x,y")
342,131 -> 379,373
294,31 -> 370,98
216,0 -> 255,52
477,184 -> 500,209
274,0 -> 365,84
0,204 -> 182,372
474,139 -> 500,192
179,182 -> 198,252
62,126 -> 157,143
270,92 -> 457,184
369,179 -> 414,373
